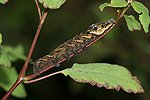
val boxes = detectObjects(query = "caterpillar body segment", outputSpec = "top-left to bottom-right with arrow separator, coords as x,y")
33,19 -> 115,73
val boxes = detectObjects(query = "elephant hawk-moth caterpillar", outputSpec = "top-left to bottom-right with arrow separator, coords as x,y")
33,19 -> 115,73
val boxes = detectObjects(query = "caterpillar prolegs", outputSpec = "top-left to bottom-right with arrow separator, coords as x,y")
33,19 -> 116,73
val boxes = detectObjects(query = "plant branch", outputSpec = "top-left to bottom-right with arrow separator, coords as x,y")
34,0 -> 42,20
23,66 -> 54,80
24,71 -> 62,84
2,8 -> 49,100
2,79 -> 22,100
23,3 -> 132,83
116,3 -> 131,23
19,8 -> 49,77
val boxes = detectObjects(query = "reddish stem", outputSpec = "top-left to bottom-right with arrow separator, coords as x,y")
34,0 -> 42,20
19,8 -> 49,77
25,71 -> 62,83
2,79 -> 22,100
2,8 -> 49,100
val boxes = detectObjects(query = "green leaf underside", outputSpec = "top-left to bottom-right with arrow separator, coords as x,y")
131,1 -> 150,33
139,14 -> 150,33
62,63 -> 144,93
0,46 -> 11,68
124,15 -> 141,31
4,45 -> 26,62
38,0 -> 66,9
0,33 -> 2,44
99,0 -> 128,11
99,3 -> 110,11
131,1 -> 149,14
0,0 -> 8,4
110,0 -> 128,7
0,45 -> 26,68
0,67 -> 27,98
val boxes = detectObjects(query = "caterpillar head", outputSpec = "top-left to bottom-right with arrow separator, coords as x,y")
87,19 -> 115,35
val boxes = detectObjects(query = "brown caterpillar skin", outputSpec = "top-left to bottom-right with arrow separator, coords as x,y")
33,19 -> 115,73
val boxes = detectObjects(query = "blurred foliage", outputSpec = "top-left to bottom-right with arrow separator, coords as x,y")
0,45 -> 26,68
0,45 -> 11,67
0,0 -> 150,100
0,33 -> 2,44
0,67 -> 27,98
0,44 -> 27,98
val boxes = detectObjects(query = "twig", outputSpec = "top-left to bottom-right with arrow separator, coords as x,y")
2,79 -> 22,100
19,8 -> 49,77
116,3 -> 131,23
24,71 -> 62,83
23,66 -> 54,80
2,8 -> 49,100
34,0 -> 42,20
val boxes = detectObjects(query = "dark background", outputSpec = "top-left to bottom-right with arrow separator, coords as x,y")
0,0 -> 150,100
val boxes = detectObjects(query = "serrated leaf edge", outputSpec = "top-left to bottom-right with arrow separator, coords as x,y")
62,63 -> 144,93
70,76 -> 144,93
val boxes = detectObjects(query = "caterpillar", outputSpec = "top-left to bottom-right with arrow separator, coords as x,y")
33,19 -> 116,73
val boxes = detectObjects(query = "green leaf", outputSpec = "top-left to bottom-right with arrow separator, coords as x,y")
124,15 -> 141,31
110,0 -> 128,7
0,0 -> 8,4
0,52 -> 11,67
99,0 -> 128,11
38,0 -> 66,9
139,13 -> 150,33
0,67 -> 27,98
0,45 -> 26,68
99,3 -> 110,11
0,33 -> 2,44
62,63 -> 144,93
131,1 -> 149,14
0,46 -> 11,68
131,1 -> 150,33
4,45 -> 26,62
